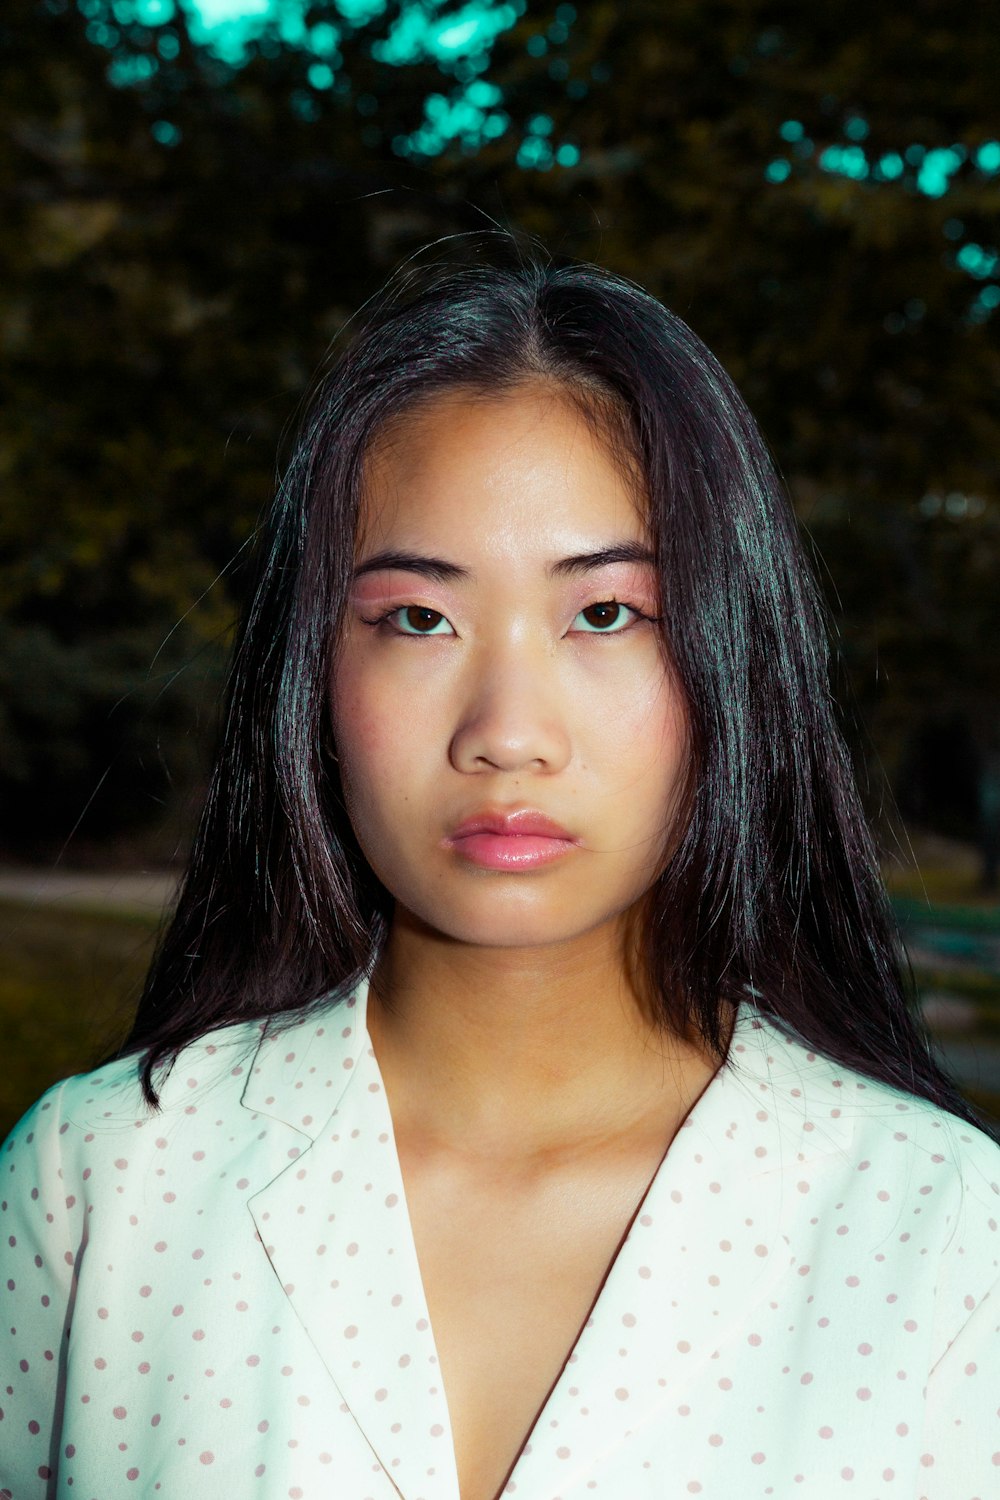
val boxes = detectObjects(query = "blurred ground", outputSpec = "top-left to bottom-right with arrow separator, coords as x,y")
0,892 -> 161,1137
0,867 -> 177,915
1,836 -> 998,1142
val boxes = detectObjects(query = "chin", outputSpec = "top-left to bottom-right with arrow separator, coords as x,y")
396,890 -> 619,951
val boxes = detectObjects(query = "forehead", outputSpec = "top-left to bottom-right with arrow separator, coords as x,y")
358,383 -> 647,555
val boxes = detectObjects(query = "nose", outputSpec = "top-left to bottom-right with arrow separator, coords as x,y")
448,645 -> 572,776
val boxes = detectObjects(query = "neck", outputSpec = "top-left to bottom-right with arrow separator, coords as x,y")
366,906 -> 721,1161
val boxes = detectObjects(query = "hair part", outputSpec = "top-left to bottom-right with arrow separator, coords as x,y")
118,236 -> 979,1130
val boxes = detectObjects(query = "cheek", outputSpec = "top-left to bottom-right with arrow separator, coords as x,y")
330,661 -> 383,773
330,660 -> 394,807
600,661 -> 689,788
329,653 -> 436,828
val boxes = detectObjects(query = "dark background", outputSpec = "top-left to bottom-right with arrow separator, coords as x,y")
1,0 -> 999,1136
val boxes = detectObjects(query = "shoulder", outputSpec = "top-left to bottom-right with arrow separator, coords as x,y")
7,1014 -> 261,1138
1,1010 -> 287,1203
739,1003 -> 1000,1165
2,989 -> 363,1197
734,996 -> 1000,1218
738,1005 -> 1000,1272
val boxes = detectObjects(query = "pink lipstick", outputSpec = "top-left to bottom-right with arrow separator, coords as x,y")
444,807 -> 579,871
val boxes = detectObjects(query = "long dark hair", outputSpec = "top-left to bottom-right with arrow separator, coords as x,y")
121,236 -> 975,1125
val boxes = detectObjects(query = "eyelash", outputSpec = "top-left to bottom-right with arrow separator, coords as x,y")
362,601 -> 659,638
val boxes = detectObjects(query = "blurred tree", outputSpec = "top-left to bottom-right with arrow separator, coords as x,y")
468,0 -> 1000,851
0,0 -> 456,851
1,0 -> 998,867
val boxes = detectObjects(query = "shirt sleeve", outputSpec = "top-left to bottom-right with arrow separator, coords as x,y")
1,1081 -> 84,1500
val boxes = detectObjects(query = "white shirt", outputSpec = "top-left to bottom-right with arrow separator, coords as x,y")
1,976 -> 998,1499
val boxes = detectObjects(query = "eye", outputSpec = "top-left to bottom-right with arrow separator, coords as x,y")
571,601 -> 643,634
387,605 -> 455,636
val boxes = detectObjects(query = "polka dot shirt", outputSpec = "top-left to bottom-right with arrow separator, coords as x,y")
2,977 -> 998,1498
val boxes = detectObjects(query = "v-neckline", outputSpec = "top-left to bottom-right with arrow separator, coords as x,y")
246,979 -> 831,1500
354,976 -> 737,1500
479,1127 -> 686,1500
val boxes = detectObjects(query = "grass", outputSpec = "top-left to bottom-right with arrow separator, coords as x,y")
0,899 -> 159,1139
883,831 -> 999,916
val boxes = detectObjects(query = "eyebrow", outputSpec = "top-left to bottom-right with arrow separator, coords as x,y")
352,542 -> 656,583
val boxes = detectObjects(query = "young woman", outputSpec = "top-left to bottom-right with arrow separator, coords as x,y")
2,245 -> 997,1500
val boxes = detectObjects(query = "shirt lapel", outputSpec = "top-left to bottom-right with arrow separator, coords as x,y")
241,986 -> 858,1500
500,1008 -> 858,1499
243,978 -> 461,1500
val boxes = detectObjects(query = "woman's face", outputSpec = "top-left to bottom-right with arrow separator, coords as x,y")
330,382 -> 690,952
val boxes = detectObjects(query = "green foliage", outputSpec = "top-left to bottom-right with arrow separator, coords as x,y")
1,0 -> 998,854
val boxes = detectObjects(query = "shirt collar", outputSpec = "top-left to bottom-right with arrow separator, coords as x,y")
241,977 -> 860,1499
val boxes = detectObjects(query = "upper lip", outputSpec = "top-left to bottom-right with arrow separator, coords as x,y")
448,807 -> 576,841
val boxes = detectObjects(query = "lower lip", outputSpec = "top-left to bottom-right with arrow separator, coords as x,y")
447,833 -> 577,870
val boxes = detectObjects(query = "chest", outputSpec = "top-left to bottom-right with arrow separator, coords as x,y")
59,1153 -> 944,1500
49,1085 -> 958,1500
396,1136 -> 672,1500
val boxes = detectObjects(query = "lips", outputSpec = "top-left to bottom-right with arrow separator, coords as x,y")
448,807 -> 575,841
